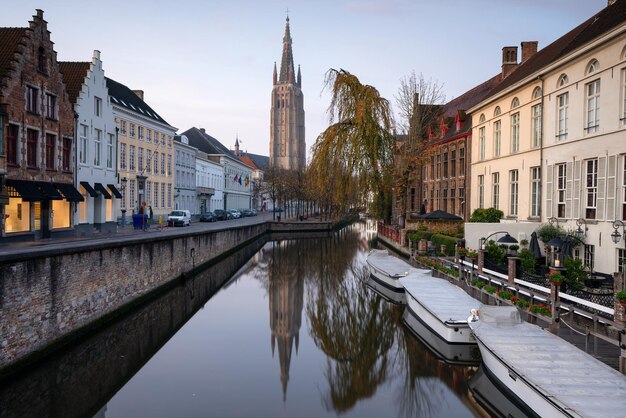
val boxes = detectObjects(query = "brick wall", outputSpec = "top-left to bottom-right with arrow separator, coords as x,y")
0,223 -> 268,371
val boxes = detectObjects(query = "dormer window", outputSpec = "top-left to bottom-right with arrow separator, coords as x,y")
37,46 -> 47,74
511,97 -> 520,109
558,74 -> 569,87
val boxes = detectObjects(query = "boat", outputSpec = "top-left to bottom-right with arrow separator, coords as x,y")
402,308 -> 480,365
400,276 -> 479,345
365,275 -> 407,304
366,249 -> 425,294
468,305 -> 626,418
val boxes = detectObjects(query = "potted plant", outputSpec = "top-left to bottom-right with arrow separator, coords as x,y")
549,272 -> 566,286
457,247 -> 468,257
617,291 -> 626,308
466,249 -> 478,259
520,239 -> 529,248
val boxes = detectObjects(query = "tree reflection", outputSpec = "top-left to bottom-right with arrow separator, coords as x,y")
307,265 -> 397,412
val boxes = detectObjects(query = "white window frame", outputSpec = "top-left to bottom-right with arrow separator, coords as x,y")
532,104 -> 542,148
107,134 -> 114,169
510,112 -> 519,153
585,79 -> 600,134
531,166 -> 541,217
479,127 -> 485,161
79,124 -> 88,164
493,120 -> 501,157
557,92 -> 568,140
94,129 -> 102,166
509,169 -> 519,216
492,172 -> 499,210
585,158 -> 598,219
478,175 -> 484,209
557,163 -> 566,218
94,96 -> 102,117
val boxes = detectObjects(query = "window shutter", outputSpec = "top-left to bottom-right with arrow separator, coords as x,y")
565,162 -> 573,219
597,156 -> 606,221
607,155 -> 617,222
573,160 -> 581,219
546,164 -> 553,218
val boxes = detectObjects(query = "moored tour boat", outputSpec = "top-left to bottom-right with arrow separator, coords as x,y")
366,249 -> 427,294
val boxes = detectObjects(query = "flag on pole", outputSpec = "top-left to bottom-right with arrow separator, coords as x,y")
238,175 -> 242,185
233,174 -> 238,183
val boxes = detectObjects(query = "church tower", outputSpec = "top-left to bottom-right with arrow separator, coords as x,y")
270,16 -> 305,171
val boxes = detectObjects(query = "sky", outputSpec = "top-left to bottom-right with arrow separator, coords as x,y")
3,0 -> 607,158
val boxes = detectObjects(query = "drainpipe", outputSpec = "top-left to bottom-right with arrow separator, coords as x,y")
538,75 -> 545,221
73,110 -> 79,227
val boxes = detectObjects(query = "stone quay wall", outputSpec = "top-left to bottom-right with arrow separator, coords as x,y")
0,223 -> 269,373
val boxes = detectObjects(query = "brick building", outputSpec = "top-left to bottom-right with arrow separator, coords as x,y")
0,10 -> 82,240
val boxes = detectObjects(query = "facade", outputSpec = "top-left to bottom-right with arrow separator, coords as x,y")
468,0 -> 626,275
0,10 -> 83,240
173,135 -> 197,213
196,150 -> 222,214
182,127 -> 252,210
59,51 -> 120,236
269,17 -> 305,171
107,78 -> 176,220
233,138 -> 269,210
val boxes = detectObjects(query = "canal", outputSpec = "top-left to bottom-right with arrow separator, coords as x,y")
1,222 -> 495,418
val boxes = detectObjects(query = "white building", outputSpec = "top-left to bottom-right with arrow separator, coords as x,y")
173,135 -> 197,213
59,51 -> 120,235
196,150 -> 223,214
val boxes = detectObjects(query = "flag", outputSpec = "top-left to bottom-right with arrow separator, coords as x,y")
238,175 -> 242,185
244,176 -> 249,187
233,174 -> 238,183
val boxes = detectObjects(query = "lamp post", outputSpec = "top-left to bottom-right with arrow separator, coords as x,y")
479,231 -> 519,250
575,218 -> 587,241
120,177 -> 128,227
612,220 -> 626,244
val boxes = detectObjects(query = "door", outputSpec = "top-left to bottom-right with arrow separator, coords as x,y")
41,200 -> 51,238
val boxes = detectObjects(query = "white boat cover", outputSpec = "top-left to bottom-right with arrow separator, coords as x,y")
400,276 -> 479,324
472,305 -> 626,418
366,249 -> 428,278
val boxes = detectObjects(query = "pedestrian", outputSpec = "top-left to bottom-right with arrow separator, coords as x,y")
158,215 -> 163,231
148,205 -> 153,220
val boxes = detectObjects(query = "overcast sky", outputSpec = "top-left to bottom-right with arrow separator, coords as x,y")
4,0 -> 606,157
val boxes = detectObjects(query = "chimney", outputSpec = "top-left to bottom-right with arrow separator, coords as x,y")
132,90 -> 144,101
502,46 -> 518,79
93,50 -> 101,61
199,128 -> 206,134
521,41 -> 538,63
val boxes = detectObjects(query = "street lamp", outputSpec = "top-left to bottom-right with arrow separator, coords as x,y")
575,218 -> 587,241
120,177 -> 128,226
479,231 -> 518,250
611,220 -> 626,244
548,216 -> 560,226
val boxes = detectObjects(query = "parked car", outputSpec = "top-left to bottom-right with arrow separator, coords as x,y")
249,209 -> 258,216
167,210 -> 191,226
213,209 -> 230,221
199,211 -> 217,222
229,209 -> 241,219
240,209 -> 253,217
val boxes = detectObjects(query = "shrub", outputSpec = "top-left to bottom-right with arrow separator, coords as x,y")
535,223 -> 563,244
484,285 -> 496,294
530,303 -> 551,316
469,208 -> 504,223
563,257 -> 586,288
520,239 -> 529,247
509,244 -> 519,252
485,240 -> 506,265
497,291 -> 513,300
516,299 -> 530,309
518,248 -> 536,274
430,234 -> 457,256
617,291 -> 626,301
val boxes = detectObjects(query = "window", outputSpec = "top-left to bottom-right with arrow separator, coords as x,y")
120,120 -> 126,135
478,175 -> 484,209
618,248 -> 626,274
129,180 -> 136,209
79,125 -> 88,164
167,155 -> 172,176
450,187 -> 456,213
130,123 -> 135,138
511,97 -> 520,109
45,133 -> 55,170
584,245 -> 595,271
146,181 -> 151,205
146,150 -> 152,173
129,145 -> 135,171
154,152 -> 159,173
45,94 -> 56,119
558,74 -> 569,87
94,129 -> 102,166
450,150 -> 456,177
161,183 -> 166,207
94,97 -> 102,117
509,169 -> 519,216
120,143 -> 127,170
443,152 -> 448,177
27,129 -> 38,167
493,120 -> 501,157
62,137 -> 71,171
585,159 -> 598,219
154,182 -> 159,208
532,87 -> 542,99
479,127 -> 485,160
107,134 -> 114,169
479,114 -> 485,123
531,104 -> 542,148
623,155 -> 626,220
138,147 -> 144,172
161,133 -> 165,146
7,124 -> 18,165
459,187 -> 465,215
147,129 -> 151,142
168,184 -> 172,207
492,172 -> 500,210
168,136 -> 172,148
510,112 -> 519,153
557,163 -> 566,218
557,93 -> 568,140
37,46 -> 47,73
26,85 -> 39,114
494,106 -> 501,117
459,148 -> 465,176
622,69 -> 626,125
138,126 -> 144,140
531,167 -> 541,217
436,155 -> 441,178
586,59 -> 599,75
443,189 -> 448,212
430,156 -> 435,179
585,79 -> 600,133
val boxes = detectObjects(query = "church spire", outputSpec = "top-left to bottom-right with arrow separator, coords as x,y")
279,16 -> 295,83
273,61 -> 277,85
296,64 -> 301,87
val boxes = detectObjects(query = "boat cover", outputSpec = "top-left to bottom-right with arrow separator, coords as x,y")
400,276 -> 479,324
366,249 -> 429,278
471,305 -> 626,418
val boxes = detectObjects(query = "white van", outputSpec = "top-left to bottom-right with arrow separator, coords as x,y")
167,210 -> 191,226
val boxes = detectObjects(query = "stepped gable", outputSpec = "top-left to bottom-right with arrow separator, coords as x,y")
0,27 -> 28,80
58,61 -> 90,104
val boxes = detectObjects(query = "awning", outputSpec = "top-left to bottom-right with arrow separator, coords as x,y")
54,183 -> 84,202
37,181 -> 63,200
6,179 -> 45,201
80,181 -> 98,198
107,184 -> 123,199
94,183 -> 111,199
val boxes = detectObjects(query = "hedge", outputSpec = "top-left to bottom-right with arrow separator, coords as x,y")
430,233 -> 458,256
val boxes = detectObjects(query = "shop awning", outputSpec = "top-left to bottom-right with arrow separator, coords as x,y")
6,179 -> 45,202
80,181 -> 98,198
37,181 -> 63,200
107,184 -> 123,199
54,182 -> 84,202
94,183 -> 111,199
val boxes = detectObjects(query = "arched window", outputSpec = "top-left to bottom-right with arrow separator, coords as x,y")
494,106 -> 501,117
511,97 -> 520,109
586,59 -> 599,75
621,44 -> 626,59
37,46 -> 46,73
479,114 -> 486,123
532,86 -> 542,99
557,74 -> 569,87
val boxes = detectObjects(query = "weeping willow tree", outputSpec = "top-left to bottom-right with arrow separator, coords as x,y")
308,69 -> 395,220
